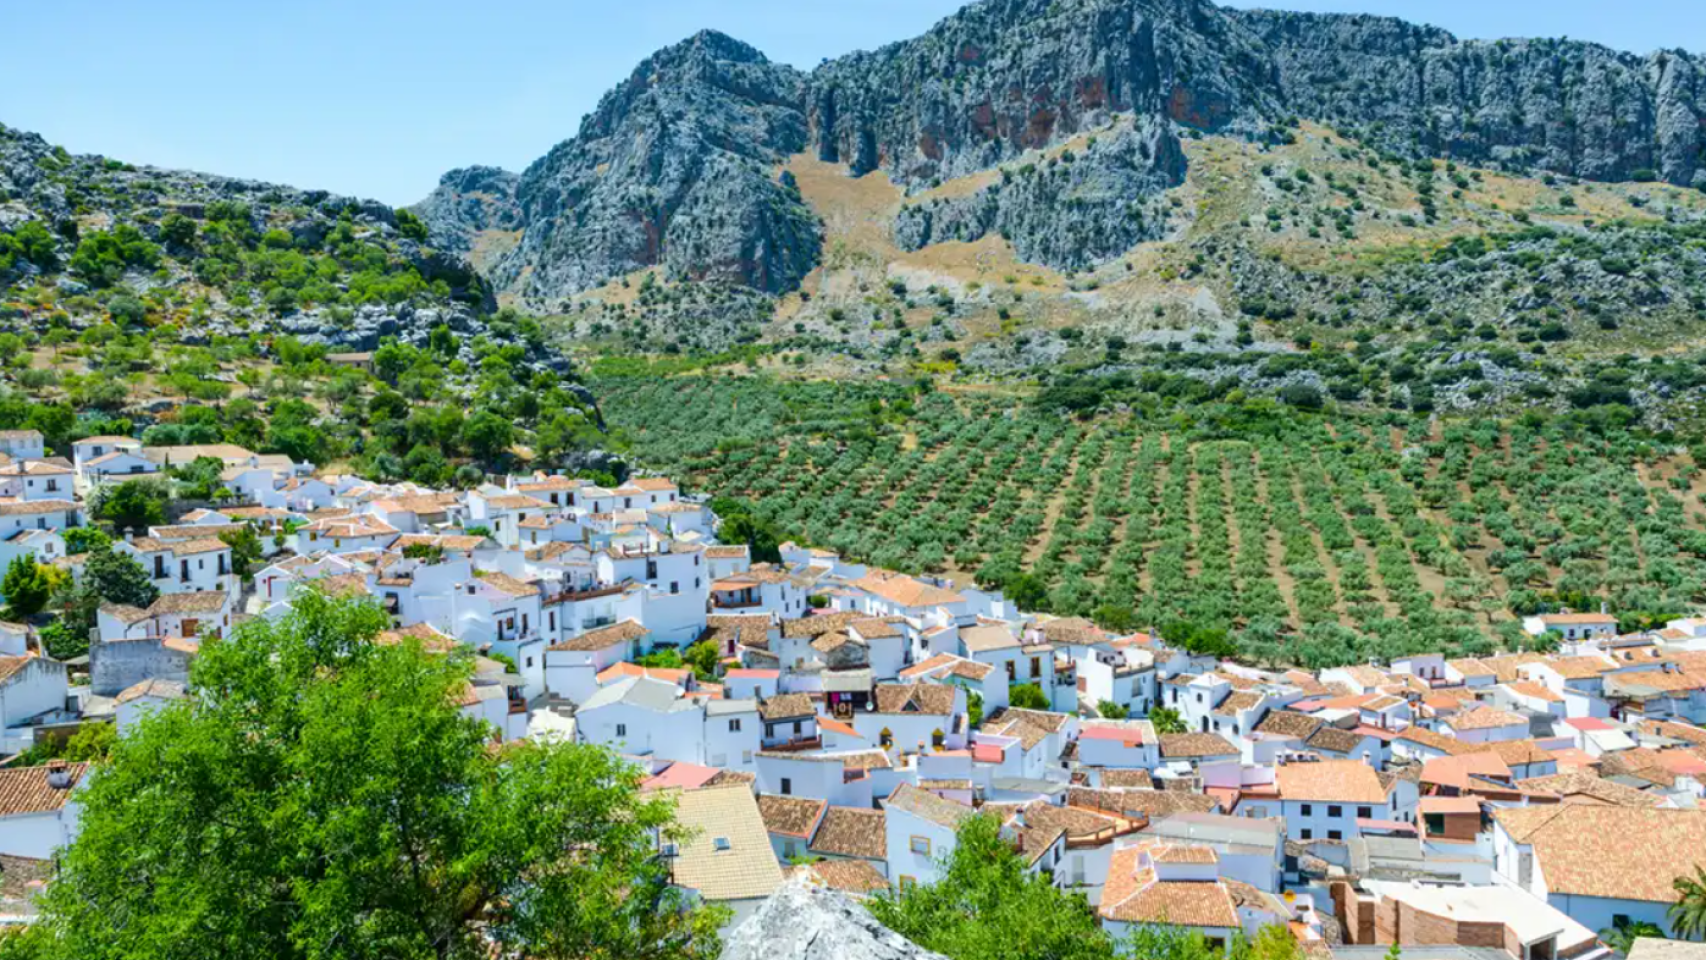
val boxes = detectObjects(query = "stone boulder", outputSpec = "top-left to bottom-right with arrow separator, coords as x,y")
721,874 -> 945,960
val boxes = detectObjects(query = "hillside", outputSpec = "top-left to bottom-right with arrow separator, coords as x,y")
408,0 -> 1706,424
594,371 -> 1706,667
0,122 -> 605,482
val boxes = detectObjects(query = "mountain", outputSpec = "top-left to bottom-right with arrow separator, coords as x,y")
416,0 -> 1706,316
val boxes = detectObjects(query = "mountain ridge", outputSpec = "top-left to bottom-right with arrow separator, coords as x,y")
415,0 -> 1706,308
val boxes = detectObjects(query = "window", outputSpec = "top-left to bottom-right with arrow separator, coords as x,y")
615,724 -> 626,738
1300,828 -> 1313,840
729,718 -> 742,732
741,750 -> 752,763
1328,805 -> 1342,818
670,581 -> 678,594
1300,804 -> 1312,816
525,657 -> 533,668
780,778 -> 792,796
1030,656 -> 1041,677
1196,692 -> 1203,704
792,720 -> 802,735
1327,830 -> 1342,841
1357,806 -> 1372,819
899,876 -> 916,890
909,836 -> 930,856
1613,915 -> 1631,931
1006,661 -> 1016,681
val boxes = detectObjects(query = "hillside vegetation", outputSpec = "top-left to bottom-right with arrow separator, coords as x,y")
0,123 -> 604,482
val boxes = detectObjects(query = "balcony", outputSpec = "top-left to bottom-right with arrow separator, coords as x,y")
759,736 -> 823,753
712,598 -> 764,611
580,616 -> 616,631
545,584 -> 626,604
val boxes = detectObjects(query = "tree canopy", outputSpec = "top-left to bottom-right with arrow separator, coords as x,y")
6,591 -> 726,960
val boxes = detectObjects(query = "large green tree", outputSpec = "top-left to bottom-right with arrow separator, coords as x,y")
9,591 -> 725,960
91,477 -> 169,535
1,556 -> 50,619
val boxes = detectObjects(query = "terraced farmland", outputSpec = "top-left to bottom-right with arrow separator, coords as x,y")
600,375 -> 1706,667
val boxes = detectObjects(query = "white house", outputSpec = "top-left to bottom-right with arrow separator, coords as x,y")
0,431 -> 45,462
0,500 -> 78,535
115,536 -> 235,599
294,515 -> 399,555
1076,720 -> 1160,771
0,461 -> 73,501
1440,704 -> 1530,743
1522,613 -> 1619,642
543,619 -> 650,704
0,655 -> 70,752
884,783 -> 976,887
115,679 -> 188,733
1272,758 -> 1391,843
853,684 -> 967,755
0,761 -> 85,860
1492,806 -> 1706,938
574,676 -> 706,762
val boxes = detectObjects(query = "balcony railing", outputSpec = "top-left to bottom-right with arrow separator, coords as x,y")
759,736 -> 823,753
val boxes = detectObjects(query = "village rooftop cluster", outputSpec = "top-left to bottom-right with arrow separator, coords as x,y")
0,429 -> 1699,955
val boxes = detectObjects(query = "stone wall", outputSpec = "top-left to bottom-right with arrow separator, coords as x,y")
90,637 -> 193,698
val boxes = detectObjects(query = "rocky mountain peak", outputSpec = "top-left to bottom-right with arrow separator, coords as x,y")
415,0 -> 1706,307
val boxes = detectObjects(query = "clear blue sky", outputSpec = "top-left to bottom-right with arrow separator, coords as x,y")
3,1 -> 1700,206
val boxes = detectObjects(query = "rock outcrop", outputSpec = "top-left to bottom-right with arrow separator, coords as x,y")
721,875 -> 945,960
1232,10 -> 1706,187
416,0 -> 1706,302
810,0 -> 1274,189
892,115 -> 1185,270
408,165 -> 521,266
487,31 -> 823,307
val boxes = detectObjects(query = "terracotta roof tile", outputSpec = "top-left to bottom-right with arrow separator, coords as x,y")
1492,806 -> 1706,903
808,806 -> 886,860
1158,733 -> 1239,759
885,783 -> 976,830
1275,759 -> 1386,804
548,619 -> 647,652
0,763 -> 86,816
756,794 -> 826,839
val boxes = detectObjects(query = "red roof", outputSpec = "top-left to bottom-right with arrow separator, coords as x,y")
1564,717 -> 1613,731
1081,726 -> 1147,746
1352,724 -> 1399,741
641,762 -> 721,791
724,668 -> 780,679
972,743 -> 1005,763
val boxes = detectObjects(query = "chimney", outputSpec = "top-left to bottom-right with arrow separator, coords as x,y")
45,760 -> 72,790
